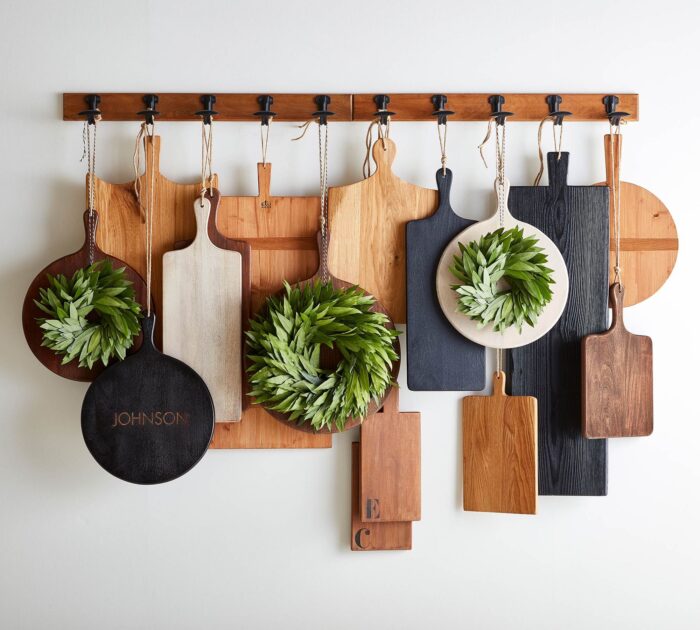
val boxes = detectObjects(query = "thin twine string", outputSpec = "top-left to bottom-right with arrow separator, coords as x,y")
437,118 -> 448,174
133,122 -> 154,222
81,120 -> 97,264
200,120 -> 214,205
533,115 -> 564,186
610,122 -> 623,288
318,122 -> 330,282
260,120 -> 271,166
495,121 -> 507,228
144,124 -> 156,317
362,114 -> 390,179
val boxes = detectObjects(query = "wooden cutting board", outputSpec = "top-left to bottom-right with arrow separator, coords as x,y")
162,190 -> 244,422
328,138 -> 438,323
405,168 -> 485,391
596,134 -> 678,307
508,152 -> 609,495
351,442 -> 412,551
463,371 -> 537,514
360,386 -> 420,522
582,283 -> 653,437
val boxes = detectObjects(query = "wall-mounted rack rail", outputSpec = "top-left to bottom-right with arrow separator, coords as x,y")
63,93 -> 639,122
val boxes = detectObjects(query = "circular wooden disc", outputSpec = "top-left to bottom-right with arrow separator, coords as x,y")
81,315 -> 214,484
22,210 -> 148,381
436,180 -> 569,349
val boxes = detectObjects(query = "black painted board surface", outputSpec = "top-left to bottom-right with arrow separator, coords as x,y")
82,314 -> 214,485
406,168 -> 485,391
508,153 -> 609,496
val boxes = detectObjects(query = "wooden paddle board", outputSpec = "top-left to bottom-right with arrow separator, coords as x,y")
351,442 -> 412,551
463,371 -> 537,514
582,283 -> 653,437
596,134 -> 678,306
328,138 -> 438,323
405,168 -> 485,391
163,191 -> 243,422
508,152 -> 609,495
360,386 -> 420,522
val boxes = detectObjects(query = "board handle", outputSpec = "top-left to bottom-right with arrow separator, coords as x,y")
371,138 -> 397,174
603,134 -> 622,189
256,162 -> 272,202
492,371 -> 507,397
609,282 -> 626,332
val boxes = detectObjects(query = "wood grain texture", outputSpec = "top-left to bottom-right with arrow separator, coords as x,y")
81,315 -> 214,485
360,386 -> 420,522
596,134 -> 677,306
63,93 -> 353,121
508,153 -> 609,496
462,371 -> 537,514
406,168 -> 485,391
162,192 -> 244,422
353,94 -> 639,121
582,283 -> 653,438
328,139 -> 438,323
23,210 -> 147,381
351,442 -> 412,551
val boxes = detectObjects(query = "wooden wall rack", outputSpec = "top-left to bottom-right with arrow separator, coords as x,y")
63,93 -> 639,122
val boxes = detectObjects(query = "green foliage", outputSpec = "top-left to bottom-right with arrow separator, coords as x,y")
245,281 -> 400,432
449,226 -> 555,332
34,260 -> 142,369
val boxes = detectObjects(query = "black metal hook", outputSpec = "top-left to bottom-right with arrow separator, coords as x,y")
373,94 -> 396,126
137,94 -> 160,125
79,94 -> 101,125
488,95 -> 513,126
545,95 -> 571,126
603,95 -> 629,126
431,94 -> 454,125
195,94 -> 218,125
311,95 -> 334,126
254,95 -> 277,126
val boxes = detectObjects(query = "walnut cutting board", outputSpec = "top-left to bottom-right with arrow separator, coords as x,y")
582,283 -> 653,438
328,138 -> 438,323
596,134 -> 678,307
463,371 -> 537,514
163,192 -> 243,422
351,443 -> 411,551
360,386 -> 421,522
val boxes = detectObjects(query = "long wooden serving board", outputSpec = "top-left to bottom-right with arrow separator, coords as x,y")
508,152 -> 609,495
406,168 -> 485,391
328,138 -> 437,323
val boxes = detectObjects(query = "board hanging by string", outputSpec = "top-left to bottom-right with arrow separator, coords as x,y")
81,109 -> 214,484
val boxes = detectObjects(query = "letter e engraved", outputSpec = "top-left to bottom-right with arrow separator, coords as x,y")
365,498 -> 380,520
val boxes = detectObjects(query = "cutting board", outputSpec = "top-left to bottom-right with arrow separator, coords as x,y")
328,138 -> 438,323
508,152 -> 609,495
462,371 -> 537,514
360,386 -> 420,522
582,283 -> 653,437
23,209 -> 147,381
405,168 -> 485,391
163,190 -> 244,422
596,134 -> 678,307
351,442 -> 412,551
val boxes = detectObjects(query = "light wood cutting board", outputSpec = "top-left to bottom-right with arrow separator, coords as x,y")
328,138 -> 437,323
163,192 -> 243,422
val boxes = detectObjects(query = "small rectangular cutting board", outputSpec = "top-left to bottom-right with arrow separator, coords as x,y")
163,193 -> 243,422
351,443 -> 412,551
360,386 -> 421,522
508,152 -> 609,496
406,168 -> 485,391
463,371 -> 537,514
582,283 -> 653,437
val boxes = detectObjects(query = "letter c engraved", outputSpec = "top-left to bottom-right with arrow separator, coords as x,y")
354,528 -> 371,549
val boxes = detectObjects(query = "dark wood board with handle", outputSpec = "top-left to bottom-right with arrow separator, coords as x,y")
23,209 -> 148,381
351,442 -> 412,551
507,152 -> 609,496
360,386 -> 420,522
406,168 -> 485,391
582,283 -> 653,437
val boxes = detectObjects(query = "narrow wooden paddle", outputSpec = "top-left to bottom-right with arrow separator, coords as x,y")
23,209 -> 147,381
462,371 -> 537,514
360,385 -> 420,523
582,283 -> 653,438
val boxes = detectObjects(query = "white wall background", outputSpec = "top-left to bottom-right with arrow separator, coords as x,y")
1,1 -> 698,628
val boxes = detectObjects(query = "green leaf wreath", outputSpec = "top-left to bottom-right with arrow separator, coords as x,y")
449,226 -> 555,333
245,281 -> 400,432
34,260 -> 142,369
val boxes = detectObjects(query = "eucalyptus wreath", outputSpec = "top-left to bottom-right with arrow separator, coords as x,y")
449,226 -> 555,333
245,281 -> 400,432
35,260 -> 142,369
